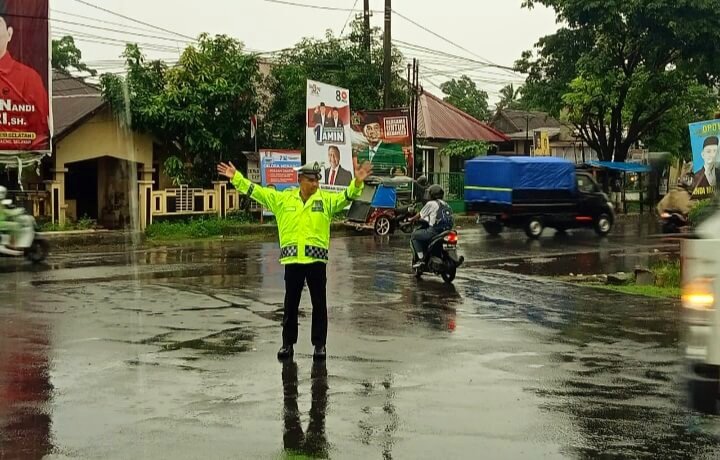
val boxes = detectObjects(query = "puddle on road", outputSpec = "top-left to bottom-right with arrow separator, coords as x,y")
482,248 -> 679,277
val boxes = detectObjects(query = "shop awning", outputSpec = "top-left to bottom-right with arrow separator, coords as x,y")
585,161 -> 651,173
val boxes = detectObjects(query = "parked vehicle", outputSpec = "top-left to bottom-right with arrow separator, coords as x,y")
680,205 -> 720,413
345,176 -> 416,236
464,156 -> 615,238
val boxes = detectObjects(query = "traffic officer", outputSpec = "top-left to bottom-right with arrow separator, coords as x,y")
217,160 -> 373,361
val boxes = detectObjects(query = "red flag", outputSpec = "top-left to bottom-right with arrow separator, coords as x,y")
250,115 -> 257,139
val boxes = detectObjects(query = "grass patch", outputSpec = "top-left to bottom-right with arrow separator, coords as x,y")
145,211 -> 266,240
571,260 -> 681,299
596,284 -> 680,299
41,216 -> 97,232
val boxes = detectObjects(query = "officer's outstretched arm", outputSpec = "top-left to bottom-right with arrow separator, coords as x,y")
326,179 -> 364,215
230,171 -> 279,212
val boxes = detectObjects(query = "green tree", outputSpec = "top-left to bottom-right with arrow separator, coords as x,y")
101,34 -> 261,186
518,0 -> 720,162
440,75 -> 490,121
496,83 -> 524,111
641,84 -> 717,161
440,140 -> 491,158
52,36 -> 96,76
263,21 -> 407,149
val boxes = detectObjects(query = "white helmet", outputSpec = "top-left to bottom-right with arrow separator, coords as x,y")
0,185 -> 6,200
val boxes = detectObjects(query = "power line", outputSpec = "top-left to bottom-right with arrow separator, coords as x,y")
53,31 -> 182,54
340,0 -> 360,36
71,0 -> 195,41
262,0 -> 379,13
52,9 -> 178,37
392,8 -> 518,75
51,16 -> 193,44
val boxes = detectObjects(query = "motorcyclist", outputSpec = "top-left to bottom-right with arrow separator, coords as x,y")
0,186 -> 21,247
410,184 -> 454,268
657,174 -> 694,218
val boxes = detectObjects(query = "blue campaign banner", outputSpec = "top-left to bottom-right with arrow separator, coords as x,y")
259,149 -> 302,191
688,119 -> 720,199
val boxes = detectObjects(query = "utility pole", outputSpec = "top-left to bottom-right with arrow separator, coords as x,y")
363,0 -> 371,58
383,0 -> 392,108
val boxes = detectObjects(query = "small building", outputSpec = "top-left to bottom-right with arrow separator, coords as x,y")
415,91 -> 510,211
490,109 -> 598,162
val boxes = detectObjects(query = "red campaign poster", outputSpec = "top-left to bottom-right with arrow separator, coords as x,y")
0,0 -> 51,155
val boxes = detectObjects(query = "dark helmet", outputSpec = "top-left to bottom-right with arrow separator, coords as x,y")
416,175 -> 429,187
427,184 -> 445,200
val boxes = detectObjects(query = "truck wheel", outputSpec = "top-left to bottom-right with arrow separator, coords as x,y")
525,218 -> 544,239
483,221 -> 503,236
594,214 -> 613,236
688,364 -> 720,414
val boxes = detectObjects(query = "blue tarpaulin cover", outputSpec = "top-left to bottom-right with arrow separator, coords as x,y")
371,184 -> 397,208
464,156 -> 576,205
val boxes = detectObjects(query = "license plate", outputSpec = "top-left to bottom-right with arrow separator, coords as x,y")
444,244 -> 456,250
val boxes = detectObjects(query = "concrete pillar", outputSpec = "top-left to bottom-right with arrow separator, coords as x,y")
213,181 -> 227,219
48,167 -> 68,226
138,165 -> 155,231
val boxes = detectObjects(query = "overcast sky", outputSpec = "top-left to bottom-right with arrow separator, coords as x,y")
52,0 -> 559,102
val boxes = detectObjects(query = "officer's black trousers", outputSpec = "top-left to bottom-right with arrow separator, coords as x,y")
283,262 -> 328,347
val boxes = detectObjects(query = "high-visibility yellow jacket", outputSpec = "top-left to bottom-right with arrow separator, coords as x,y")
231,171 -> 364,264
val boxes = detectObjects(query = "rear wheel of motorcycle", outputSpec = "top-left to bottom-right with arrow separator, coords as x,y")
400,223 -> 413,234
441,267 -> 456,284
374,216 -> 392,236
25,239 -> 49,264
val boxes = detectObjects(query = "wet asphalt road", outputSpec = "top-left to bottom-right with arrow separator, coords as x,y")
1,221 -> 720,459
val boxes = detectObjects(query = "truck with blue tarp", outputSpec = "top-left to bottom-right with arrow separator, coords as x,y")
464,156 -> 615,238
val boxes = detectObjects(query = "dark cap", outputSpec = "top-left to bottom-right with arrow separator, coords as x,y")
704,136 -> 719,148
295,161 -> 323,180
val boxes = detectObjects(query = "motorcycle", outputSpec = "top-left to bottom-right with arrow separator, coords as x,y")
410,224 -> 465,283
0,198 -> 49,263
659,209 -> 689,234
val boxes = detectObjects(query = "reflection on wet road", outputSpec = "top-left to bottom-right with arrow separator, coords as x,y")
1,223 -> 719,458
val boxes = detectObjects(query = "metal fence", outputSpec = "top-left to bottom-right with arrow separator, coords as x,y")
427,172 -> 465,200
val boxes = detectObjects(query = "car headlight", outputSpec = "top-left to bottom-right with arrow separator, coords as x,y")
683,278 -> 715,311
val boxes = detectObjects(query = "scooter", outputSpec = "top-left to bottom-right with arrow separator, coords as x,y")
410,224 -> 465,283
660,209 -> 689,234
0,198 -> 49,263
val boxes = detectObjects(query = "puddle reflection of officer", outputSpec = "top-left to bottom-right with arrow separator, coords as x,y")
282,361 -> 329,457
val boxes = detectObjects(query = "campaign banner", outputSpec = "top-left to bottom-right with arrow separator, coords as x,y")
306,80 -> 353,191
0,0 -> 51,164
259,149 -> 302,191
351,108 -> 413,179
688,119 -> 720,199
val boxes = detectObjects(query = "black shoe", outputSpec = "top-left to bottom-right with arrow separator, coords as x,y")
313,346 -> 326,361
277,345 -> 294,360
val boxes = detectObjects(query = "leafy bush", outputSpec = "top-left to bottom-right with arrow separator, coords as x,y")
689,199 -> 714,227
653,260 -> 680,289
